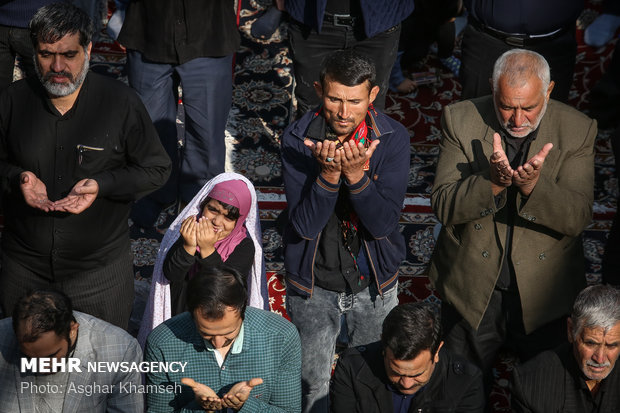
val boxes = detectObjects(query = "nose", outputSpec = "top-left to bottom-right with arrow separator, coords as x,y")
338,101 -> 349,120
399,376 -> 416,390
592,347 -> 606,364
210,336 -> 227,349
51,55 -> 64,73
211,214 -> 222,226
512,109 -> 524,127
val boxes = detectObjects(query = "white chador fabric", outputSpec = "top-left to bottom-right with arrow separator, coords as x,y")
137,172 -> 266,348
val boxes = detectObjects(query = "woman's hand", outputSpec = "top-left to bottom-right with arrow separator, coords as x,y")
180,216 -> 197,255
197,216 -> 218,258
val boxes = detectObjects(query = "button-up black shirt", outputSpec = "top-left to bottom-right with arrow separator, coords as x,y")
118,0 -> 240,64
0,72 -> 171,279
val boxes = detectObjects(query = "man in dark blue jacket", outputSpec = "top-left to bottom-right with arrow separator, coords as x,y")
281,49 -> 410,413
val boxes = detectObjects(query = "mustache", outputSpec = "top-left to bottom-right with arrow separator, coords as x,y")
586,360 -> 611,368
44,71 -> 74,82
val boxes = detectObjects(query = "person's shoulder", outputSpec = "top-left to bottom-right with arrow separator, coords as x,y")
445,95 -> 494,116
0,318 -> 17,352
514,346 -> 565,378
85,72 -> 142,104
75,311 -> 137,347
373,110 -> 408,138
339,341 -> 381,364
245,307 -> 298,338
1,77 -> 42,103
546,99 -> 594,124
442,349 -> 483,379
282,111 -> 315,143
148,312 -> 195,346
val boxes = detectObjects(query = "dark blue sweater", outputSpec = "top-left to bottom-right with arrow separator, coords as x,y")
0,0 -> 58,28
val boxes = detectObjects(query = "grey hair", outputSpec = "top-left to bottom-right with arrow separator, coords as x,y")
491,49 -> 550,96
571,284 -> 620,341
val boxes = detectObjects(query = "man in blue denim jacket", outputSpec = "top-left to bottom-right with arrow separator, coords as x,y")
281,50 -> 410,413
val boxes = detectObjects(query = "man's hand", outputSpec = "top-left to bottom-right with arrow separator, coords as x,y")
52,179 -> 98,214
339,139 -> 380,185
19,171 -> 53,212
180,216 -> 198,255
181,378 -> 222,413
489,133 -> 513,195
513,143 -> 553,197
221,378 -> 263,410
304,139 -> 342,184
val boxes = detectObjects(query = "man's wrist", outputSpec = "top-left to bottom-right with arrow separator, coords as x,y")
320,170 -> 341,185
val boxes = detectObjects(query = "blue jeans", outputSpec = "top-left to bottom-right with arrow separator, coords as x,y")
286,283 -> 398,413
126,51 -> 233,204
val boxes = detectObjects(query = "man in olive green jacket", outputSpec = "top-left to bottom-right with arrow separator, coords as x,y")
429,49 -> 597,383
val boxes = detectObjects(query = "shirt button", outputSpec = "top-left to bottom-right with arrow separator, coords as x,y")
221,366 -> 226,370
539,253 -> 546,260
58,145 -> 64,150
57,175 -> 62,180
474,223 -> 482,230
482,250 -> 489,258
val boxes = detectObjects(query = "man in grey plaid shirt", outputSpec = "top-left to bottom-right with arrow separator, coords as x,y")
0,290 -> 143,413
145,266 -> 302,412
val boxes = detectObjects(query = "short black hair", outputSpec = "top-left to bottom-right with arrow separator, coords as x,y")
319,49 -> 376,90
199,197 -> 241,222
12,290 -> 76,344
30,2 -> 93,49
381,302 -> 442,360
187,266 -> 248,320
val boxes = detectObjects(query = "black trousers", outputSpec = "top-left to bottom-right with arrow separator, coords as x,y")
0,25 -> 36,91
0,251 -> 135,330
441,288 -> 568,393
288,19 -> 401,117
459,22 -> 577,103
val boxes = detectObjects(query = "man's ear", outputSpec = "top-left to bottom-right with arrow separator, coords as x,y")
434,341 -> 444,363
314,81 -> 323,99
545,80 -> 555,101
69,321 -> 79,344
567,317 -> 574,343
369,85 -> 380,104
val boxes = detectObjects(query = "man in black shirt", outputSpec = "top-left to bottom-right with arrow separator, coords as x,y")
512,284 -> 620,413
0,3 -> 171,328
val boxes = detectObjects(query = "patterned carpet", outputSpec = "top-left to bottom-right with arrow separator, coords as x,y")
84,1 -> 618,411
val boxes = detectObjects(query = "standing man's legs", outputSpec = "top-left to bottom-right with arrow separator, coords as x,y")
288,20 -> 400,117
0,251 -> 134,329
286,286 -> 344,413
345,283 -> 398,347
176,55 -> 233,202
288,20 -> 347,117
0,26 -> 37,90
0,253 -> 54,317
351,25 -> 401,112
59,251 -> 135,330
126,50 -> 178,226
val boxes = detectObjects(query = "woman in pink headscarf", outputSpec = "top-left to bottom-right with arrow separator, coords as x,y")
163,176 -> 259,316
